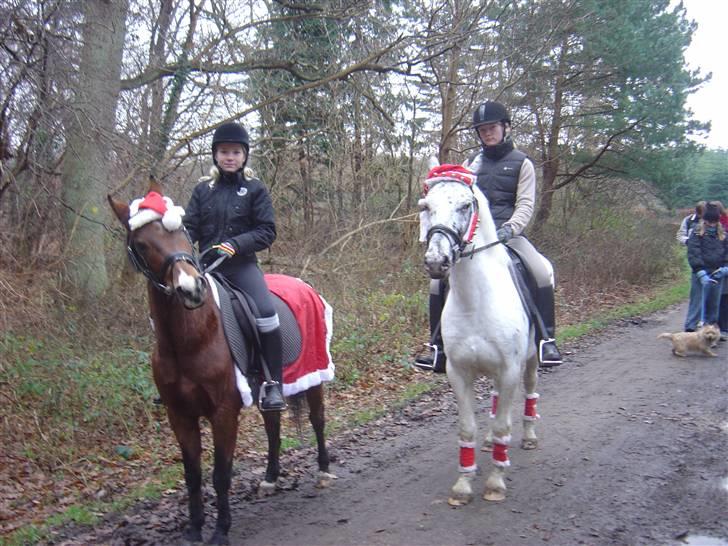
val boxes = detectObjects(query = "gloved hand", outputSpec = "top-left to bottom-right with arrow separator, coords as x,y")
496,225 -> 514,243
711,266 -> 728,279
212,240 -> 237,258
696,270 -> 718,286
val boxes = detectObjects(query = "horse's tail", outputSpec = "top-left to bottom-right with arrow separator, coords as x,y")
657,333 -> 673,340
287,392 -> 307,443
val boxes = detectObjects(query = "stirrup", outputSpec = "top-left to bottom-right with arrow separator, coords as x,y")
413,343 -> 440,371
539,338 -> 563,367
258,380 -> 287,412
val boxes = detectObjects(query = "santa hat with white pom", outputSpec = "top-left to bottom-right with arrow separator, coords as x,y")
128,191 -> 185,232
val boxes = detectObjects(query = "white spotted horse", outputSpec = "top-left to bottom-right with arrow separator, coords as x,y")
418,164 -> 540,505
108,181 -> 335,544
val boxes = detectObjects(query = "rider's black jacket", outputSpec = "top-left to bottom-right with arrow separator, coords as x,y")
184,170 -> 276,265
687,224 -> 728,274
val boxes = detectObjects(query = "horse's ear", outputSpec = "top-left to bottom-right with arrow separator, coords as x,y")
148,175 -> 163,196
427,156 -> 440,170
107,194 -> 130,229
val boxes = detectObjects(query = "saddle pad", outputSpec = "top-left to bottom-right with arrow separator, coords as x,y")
265,274 -> 335,397
273,294 -> 302,366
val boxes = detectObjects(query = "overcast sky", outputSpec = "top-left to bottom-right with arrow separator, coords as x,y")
682,0 -> 728,150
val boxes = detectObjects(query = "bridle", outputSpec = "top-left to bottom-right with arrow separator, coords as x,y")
127,224 -> 202,295
424,178 -> 500,264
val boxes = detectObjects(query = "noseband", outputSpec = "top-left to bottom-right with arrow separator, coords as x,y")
127,225 -> 201,295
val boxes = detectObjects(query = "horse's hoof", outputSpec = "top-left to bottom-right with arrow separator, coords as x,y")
182,526 -> 203,543
521,438 -> 538,450
208,531 -> 229,546
447,495 -> 472,507
483,489 -> 506,502
316,471 -> 338,489
257,480 -> 277,497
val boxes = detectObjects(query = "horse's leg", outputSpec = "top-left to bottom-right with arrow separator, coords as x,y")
258,410 -> 281,496
483,368 -> 518,502
446,366 -> 478,507
306,384 -> 336,488
167,410 -> 205,542
521,354 -> 540,450
208,407 -> 240,546
481,388 -> 499,452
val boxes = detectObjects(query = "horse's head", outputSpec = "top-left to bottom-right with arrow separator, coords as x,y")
108,181 -> 207,309
419,166 -> 480,279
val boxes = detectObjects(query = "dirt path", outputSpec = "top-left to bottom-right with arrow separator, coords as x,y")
59,303 -> 727,546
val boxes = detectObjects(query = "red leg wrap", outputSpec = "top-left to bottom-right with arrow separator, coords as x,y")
492,442 -> 509,466
460,446 -> 475,468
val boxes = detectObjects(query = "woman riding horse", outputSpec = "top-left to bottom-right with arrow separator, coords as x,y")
184,122 -> 285,411
416,100 -> 563,372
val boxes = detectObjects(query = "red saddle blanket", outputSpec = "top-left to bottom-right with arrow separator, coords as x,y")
265,274 -> 335,396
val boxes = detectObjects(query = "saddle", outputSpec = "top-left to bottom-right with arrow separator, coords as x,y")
503,247 -> 549,343
208,273 -> 302,380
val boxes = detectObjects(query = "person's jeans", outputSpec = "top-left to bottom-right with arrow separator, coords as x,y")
699,278 -> 723,325
684,273 -> 702,330
719,280 -> 728,334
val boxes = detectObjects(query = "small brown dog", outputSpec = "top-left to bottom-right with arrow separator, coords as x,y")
657,324 -> 721,357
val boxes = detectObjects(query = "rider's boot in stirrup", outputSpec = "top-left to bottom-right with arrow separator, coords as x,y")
414,285 -> 447,373
536,286 -> 563,367
259,329 -> 287,411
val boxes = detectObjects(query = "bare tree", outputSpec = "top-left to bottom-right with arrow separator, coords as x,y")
61,0 -> 129,300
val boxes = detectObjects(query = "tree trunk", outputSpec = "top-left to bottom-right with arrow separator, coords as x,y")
61,0 -> 129,302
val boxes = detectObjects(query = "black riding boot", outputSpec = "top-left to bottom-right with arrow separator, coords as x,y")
535,285 -> 563,367
414,282 -> 447,373
259,329 -> 287,411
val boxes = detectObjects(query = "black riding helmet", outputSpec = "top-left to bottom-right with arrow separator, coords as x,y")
211,122 -> 250,171
472,101 -> 510,128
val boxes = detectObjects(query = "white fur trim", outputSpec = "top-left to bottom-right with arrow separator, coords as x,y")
492,435 -> 511,445
235,367 -> 253,407
493,459 -> 511,468
161,198 -> 185,231
458,440 -> 476,448
459,464 -> 478,473
282,294 -> 335,397
526,393 -> 540,400
129,208 -> 162,231
523,414 -> 540,422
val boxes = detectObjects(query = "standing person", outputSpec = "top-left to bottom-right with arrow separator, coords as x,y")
676,201 -> 705,245
686,201 -> 728,331
415,100 -> 563,372
184,121 -> 286,411
716,202 -> 728,340
679,202 -> 706,332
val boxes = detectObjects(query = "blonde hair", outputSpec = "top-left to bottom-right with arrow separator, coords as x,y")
199,165 -> 256,188
695,218 -> 726,241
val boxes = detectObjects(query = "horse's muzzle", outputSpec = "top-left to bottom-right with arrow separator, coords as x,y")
424,253 -> 451,279
424,235 -> 454,279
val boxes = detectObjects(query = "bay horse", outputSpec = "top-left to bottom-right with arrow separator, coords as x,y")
108,182 -> 334,545
418,164 -> 540,506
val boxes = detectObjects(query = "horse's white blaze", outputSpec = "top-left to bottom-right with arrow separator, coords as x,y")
176,268 -> 198,293
421,175 -> 539,506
